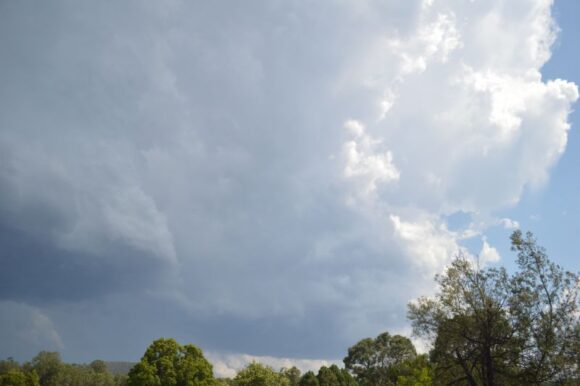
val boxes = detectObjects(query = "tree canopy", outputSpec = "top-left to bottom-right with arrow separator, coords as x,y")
408,230 -> 579,385
233,362 -> 289,386
343,332 -> 417,385
127,338 -> 215,386
0,354 -> 125,386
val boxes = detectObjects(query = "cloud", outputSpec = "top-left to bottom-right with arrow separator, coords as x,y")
479,237 -> 502,265
499,217 -> 520,230
207,352 -> 337,379
0,0 -> 576,363
0,301 -> 63,360
343,120 -> 400,196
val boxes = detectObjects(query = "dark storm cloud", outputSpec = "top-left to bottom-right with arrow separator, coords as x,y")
0,224 -> 171,303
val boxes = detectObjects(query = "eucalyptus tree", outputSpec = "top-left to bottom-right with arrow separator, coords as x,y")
408,231 -> 579,385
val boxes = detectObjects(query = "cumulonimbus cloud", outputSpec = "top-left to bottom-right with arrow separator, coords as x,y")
0,0 -> 576,363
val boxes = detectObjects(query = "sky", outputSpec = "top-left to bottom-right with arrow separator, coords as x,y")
0,0 -> 578,378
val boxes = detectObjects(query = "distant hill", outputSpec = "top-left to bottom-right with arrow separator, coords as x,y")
105,361 -> 136,375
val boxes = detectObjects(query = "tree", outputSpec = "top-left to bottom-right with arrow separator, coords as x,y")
0,358 -> 20,374
509,230 -> 579,383
233,362 -> 289,386
343,332 -> 416,385
90,360 -> 108,374
298,371 -> 318,386
2,353 -> 126,386
0,368 -> 40,386
281,367 -> 301,386
29,351 -> 64,386
395,355 -> 432,386
317,365 -> 357,386
0,358 -> 40,386
408,231 -> 579,385
127,338 -> 215,386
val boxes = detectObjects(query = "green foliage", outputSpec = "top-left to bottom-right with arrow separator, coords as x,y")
395,355 -> 432,386
29,352 -> 63,386
316,367 -> 338,386
233,362 -> 289,386
343,332 -> 416,385
0,367 -> 40,386
509,230 -> 579,383
0,356 -> 122,386
90,360 -> 108,374
0,358 -> 20,374
317,365 -> 357,386
298,371 -> 318,386
396,367 -> 431,386
281,367 -> 301,386
127,338 -> 215,386
128,362 -> 159,386
408,231 -> 579,385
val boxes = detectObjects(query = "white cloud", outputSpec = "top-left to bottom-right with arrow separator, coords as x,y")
479,237 -> 501,265
499,217 -> 520,230
207,352 -> 337,379
343,120 -> 400,196
390,215 -> 461,275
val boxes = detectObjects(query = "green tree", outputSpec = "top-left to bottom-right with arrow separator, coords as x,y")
316,366 -> 338,386
409,256 -> 517,385
29,352 -> 64,386
408,231 -> 579,385
298,371 -> 318,386
0,368 -> 29,386
395,355 -> 432,386
233,363 -> 289,386
127,338 -> 215,386
281,367 -> 301,386
343,332 -> 416,385
128,362 -> 159,386
317,365 -> 357,386
90,360 -> 108,374
0,358 -> 20,374
0,367 -> 40,386
0,358 -> 40,386
396,367 -> 431,386
509,230 -> 579,383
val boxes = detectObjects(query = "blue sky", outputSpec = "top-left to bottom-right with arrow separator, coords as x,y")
0,0 -> 578,377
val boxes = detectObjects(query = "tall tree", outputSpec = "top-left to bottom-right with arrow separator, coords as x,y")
127,338 -> 215,386
509,230 -> 579,383
29,352 -> 63,386
343,332 -> 416,385
408,231 -> 579,385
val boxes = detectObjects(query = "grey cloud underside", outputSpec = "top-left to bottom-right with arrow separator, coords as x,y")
0,0 -> 576,363
0,224 -> 168,302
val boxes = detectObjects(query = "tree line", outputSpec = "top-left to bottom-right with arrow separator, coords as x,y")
1,231 -> 577,385
0,353 -> 127,386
